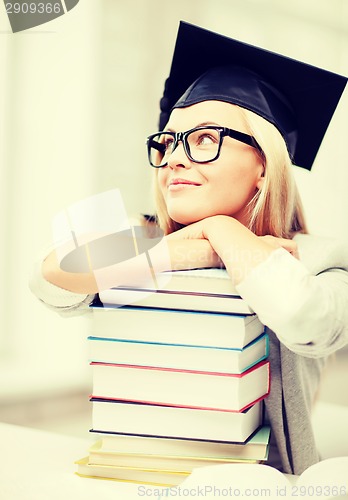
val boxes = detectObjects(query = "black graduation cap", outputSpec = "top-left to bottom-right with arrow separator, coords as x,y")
159,21 -> 347,170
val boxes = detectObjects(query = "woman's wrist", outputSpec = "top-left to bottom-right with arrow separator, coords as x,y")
202,215 -> 276,284
166,238 -> 221,270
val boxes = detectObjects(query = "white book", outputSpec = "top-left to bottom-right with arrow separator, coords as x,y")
88,333 -> 268,374
91,361 -> 270,412
98,288 -> 253,315
87,447 -> 261,469
98,268 -> 254,315
91,399 -> 263,443
145,268 -> 242,295
89,426 -> 270,463
90,306 -> 264,349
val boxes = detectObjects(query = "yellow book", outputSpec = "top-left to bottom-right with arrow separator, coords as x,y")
75,457 -> 189,486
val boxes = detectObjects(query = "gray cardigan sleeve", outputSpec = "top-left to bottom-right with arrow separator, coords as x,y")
236,236 -> 348,358
29,259 -> 96,317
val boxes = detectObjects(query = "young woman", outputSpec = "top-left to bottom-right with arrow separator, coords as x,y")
30,23 -> 348,475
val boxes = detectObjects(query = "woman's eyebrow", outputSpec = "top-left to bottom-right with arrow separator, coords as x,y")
196,121 -> 221,127
165,121 -> 222,132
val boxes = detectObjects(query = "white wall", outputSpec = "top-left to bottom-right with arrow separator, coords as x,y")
1,0 -> 348,408
94,0 -> 348,235
0,1 -> 101,399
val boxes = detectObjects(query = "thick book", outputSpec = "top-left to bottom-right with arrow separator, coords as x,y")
90,360 -> 270,412
90,306 -> 264,349
88,333 -> 269,374
90,399 -> 263,443
75,457 -> 189,486
89,426 -> 270,465
97,268 -> 254,315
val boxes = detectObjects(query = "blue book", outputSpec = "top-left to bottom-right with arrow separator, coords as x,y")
88,333 -> 269,375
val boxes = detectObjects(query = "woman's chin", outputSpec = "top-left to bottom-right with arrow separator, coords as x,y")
168,210 -> 209,226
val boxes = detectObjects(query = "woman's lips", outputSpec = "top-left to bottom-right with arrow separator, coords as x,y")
168,178 -> 201,191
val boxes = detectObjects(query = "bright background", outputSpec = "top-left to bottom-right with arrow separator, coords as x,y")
0,0 -> 348,440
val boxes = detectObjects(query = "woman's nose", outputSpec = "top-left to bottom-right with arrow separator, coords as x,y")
167,140 -> 191,169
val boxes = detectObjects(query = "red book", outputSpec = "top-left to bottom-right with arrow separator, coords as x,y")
91,360 -> 270,412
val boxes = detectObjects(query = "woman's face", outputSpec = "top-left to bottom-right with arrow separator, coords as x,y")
157,100 -> 264,226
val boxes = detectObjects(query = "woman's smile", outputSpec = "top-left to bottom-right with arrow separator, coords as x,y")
167,177 -> 202,191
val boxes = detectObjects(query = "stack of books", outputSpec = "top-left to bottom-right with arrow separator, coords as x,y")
75,268 -> 271,486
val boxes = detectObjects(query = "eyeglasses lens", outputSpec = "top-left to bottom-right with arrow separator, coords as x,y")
149,127 -> 222,167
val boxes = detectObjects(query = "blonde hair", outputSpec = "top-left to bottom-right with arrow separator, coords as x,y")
153,105 -> 308,238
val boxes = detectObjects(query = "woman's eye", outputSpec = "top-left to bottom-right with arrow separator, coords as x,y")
197,134 -> 216,146
163,138 -> 174,150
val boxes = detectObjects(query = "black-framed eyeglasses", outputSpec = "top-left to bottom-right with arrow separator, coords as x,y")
146,126 -> 262,168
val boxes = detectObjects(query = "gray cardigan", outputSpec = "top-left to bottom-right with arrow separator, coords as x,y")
236,233 -> 348,474
29,233 -> 348,475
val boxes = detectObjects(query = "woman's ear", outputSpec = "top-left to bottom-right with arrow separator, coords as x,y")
256,165 -> 265,190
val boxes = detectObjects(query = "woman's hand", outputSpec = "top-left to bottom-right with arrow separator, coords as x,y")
165,219 -> 208,241
259,235 -> 299,259
166,215 -> 298,284
164,218 -> 224,270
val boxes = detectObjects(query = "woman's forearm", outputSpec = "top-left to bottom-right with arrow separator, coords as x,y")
42,250 -> 99,294
42,237 -> 220,294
